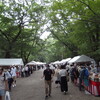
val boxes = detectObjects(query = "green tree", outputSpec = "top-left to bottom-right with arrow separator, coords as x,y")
0,0 -> 45,63
43,0 -> 100,64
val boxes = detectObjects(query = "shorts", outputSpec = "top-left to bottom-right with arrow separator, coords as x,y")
83,79 -> 89,86
0,89 -> 5,96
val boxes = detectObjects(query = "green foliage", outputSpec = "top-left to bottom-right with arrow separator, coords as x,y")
0,0 -> 46,63
0,0 -> 100,64
44,0 -> 100,63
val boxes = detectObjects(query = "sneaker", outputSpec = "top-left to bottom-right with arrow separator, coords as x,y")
14,84 -> 16,87
45,95 -> 48,98
64,91 -> 66,95
49,94 -> 51,97
12,85 -> 15,87
85,90 -> 91,95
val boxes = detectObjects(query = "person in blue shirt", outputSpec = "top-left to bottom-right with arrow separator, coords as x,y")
79,64 -> 90,93
82,65 -> 90,94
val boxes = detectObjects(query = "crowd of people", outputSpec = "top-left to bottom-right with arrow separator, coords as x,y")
0,65 -> 36,100
42,63 -> 99,99
0,62 -> 99,100
69,63 -> 99,93
42,64 -> 69,99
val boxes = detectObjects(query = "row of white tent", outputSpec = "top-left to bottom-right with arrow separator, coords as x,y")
0,58 -> 24,66
51,55 -> 95,65
0,55 -> 96,67
51,58 -> 71,65
0,58 -> 46,67
26,61 -> 46,66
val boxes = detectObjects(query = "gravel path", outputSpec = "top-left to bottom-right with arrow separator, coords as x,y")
10,69 -> 100,100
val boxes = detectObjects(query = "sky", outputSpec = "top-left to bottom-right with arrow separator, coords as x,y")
16,0 -> 51,40
3,0 -> 51,40
40,31 -> 51,40
36,0 -> 51,40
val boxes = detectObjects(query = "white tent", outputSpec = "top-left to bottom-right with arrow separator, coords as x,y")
68,56 -> 80,64
27,61 -> 36,65
51,58 -> 71,65
52,61 -> 60,64
68,55 -> 94,64
60,58 -> 71,64
27,61 -> 46,65
0,58 -> 24,66
35,62 -> 46,65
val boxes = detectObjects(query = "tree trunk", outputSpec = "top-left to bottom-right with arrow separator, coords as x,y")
5,51 -> 11,58
5,44 -> 12,58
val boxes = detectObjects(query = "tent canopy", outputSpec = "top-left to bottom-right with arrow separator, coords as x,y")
68,56 -> 80,64
60,58 -> 71,64
68,55 -> 94,64
27,61 -> 46,65
51,58 -> 71,65
53,61 -> 60,64
27,61 -> 36,65
0,58 -> 24,66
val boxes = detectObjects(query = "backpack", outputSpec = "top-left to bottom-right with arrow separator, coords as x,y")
70,68 -> 74,76
80,68 -> 89,79
79,69 -> 85,79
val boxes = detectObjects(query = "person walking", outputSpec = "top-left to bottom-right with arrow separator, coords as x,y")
55,67 -> 61,88
59,64 -> 69,94
11,66 -> 17,87
0,67 -> 8,100
79,66 -> 84,91
25,66 -> 28,77
82,66 -> 90,94
42,64 -> 53,99
70,65 -> 74,83
21,67 -> 25,77
7,69 -> 13,92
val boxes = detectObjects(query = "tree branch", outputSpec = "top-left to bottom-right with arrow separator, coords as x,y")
77,0 -> 99,16
0,29 -> 10,42
12,22 -> 22,43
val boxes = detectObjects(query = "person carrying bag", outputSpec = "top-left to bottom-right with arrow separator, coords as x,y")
0,68 -> 9,100
59,65 -> 69,94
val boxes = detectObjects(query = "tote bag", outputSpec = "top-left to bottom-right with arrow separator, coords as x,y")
5,91 -> 11,100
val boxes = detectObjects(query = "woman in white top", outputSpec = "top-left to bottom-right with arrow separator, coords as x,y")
59,65 -> 68,94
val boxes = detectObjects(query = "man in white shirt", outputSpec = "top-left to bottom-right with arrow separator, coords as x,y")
11,66 -> 17,87
21,67 -> 25,77
25,66 -> 28,77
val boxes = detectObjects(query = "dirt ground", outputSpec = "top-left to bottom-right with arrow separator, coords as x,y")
10,69 -> 100,100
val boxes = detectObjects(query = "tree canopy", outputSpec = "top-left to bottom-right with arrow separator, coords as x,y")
0,0 -> 100,64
